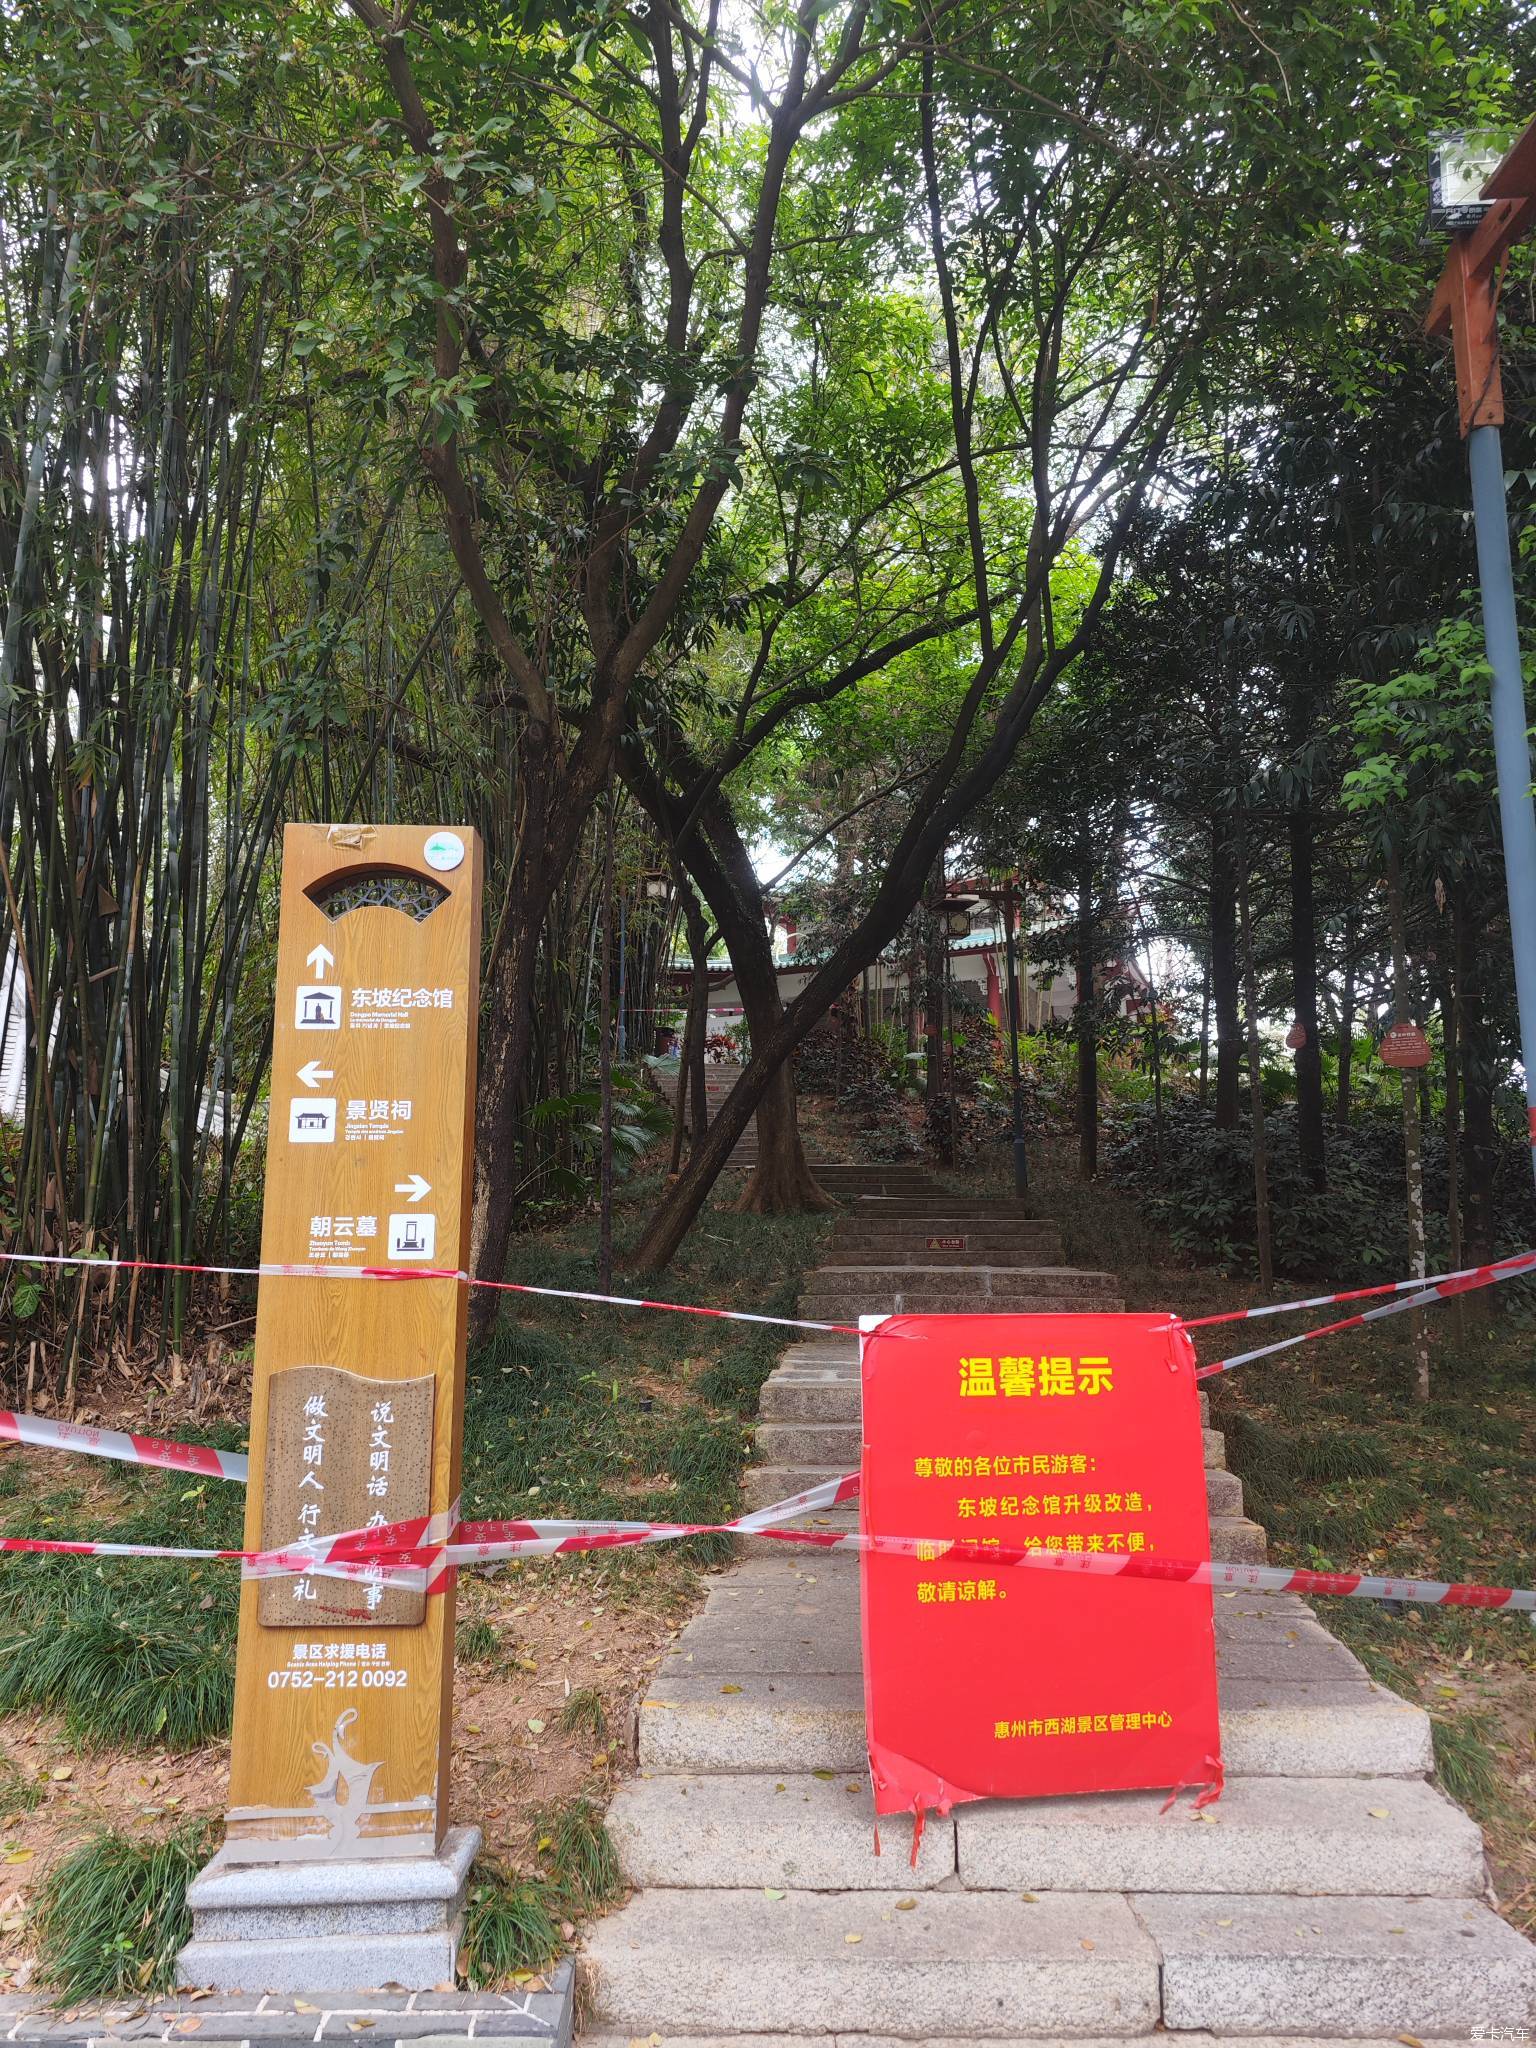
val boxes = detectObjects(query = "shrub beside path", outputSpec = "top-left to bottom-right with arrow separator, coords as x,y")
582,1159 -> 1536,2042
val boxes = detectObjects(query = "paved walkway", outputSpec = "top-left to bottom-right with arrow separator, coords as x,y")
583,1164 -> 1536,2041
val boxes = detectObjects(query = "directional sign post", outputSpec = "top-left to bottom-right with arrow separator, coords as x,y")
180,825 -> 483,1991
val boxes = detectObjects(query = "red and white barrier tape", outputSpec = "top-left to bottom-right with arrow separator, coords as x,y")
0,1472 -> 863,1583
5,1480 -> 1533,1618
0,1409 -> 248,1484
1196,1252 -> 1536,1381
1183,1249 -> 1536,1331
0,1250 -> 856,1337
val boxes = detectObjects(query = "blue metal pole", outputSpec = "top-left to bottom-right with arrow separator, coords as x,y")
1468,422 -> 1536,1183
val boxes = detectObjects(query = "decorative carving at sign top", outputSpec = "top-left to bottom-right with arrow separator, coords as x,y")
225,1708 -> 436,1864
260,1365 -> 434,1628
307,868 -> 448,923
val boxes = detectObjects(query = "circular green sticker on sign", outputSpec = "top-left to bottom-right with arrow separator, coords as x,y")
424,830 -> 465,873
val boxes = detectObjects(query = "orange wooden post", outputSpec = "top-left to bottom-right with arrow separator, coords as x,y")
181,823 -> 483,1991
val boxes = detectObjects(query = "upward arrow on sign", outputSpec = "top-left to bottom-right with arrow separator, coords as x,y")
306,943 -> 335,975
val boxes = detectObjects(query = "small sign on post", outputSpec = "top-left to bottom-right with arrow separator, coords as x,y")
860,1312 -> 1220,1817
181,826 -> 482,1990
1380,1022 -> 1432,1069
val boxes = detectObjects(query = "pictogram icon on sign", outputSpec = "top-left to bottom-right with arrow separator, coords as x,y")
295,985 -> 340,1030
387,1212 -> 437,1260
288,1098 -> 337,1144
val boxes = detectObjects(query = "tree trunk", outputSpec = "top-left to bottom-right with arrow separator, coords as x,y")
1289,800 -> 1326,1189
1385,851 -> 1430,1401
468,738 -> 556,1339
694,802 -> 832,1215
1237,854 -> 1273,1289
669,880 -> 709,1173
1455,892 -> 1498,1265
1336,912 -> 1357,1130
1437,951 -> 1466,1341
1075,855 -> 1098,1181
1210,815 -> 1241,1127
1198,957 -> 1210,1110
924,858 -> 946,1114
597,791 -> 616,1293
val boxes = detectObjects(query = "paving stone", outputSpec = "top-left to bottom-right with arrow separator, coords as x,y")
581,1888 -> 1159,2036
1137,1891 -> 1536,2034
607,1772 -> 949,1888
956,1775 -> 1484,1895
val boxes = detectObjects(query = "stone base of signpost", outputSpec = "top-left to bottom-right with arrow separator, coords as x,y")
176,1825 -> 481,1993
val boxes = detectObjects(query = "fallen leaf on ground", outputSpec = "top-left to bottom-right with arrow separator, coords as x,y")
763,1887 -> 785,1901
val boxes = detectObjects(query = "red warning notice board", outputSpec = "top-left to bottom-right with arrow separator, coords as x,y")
860,1312 -> 1220,1817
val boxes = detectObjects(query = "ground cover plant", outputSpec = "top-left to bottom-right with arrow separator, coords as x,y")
0,1158 -> 830,1998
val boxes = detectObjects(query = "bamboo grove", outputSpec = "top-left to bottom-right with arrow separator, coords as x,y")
1,0 -> 1532,1393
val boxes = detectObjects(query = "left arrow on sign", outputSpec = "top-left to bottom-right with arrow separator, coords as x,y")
298,1061 -> 333,1089
307,942 -> 335,975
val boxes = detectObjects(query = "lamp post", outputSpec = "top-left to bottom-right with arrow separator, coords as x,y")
1425,117 -> 1536,1186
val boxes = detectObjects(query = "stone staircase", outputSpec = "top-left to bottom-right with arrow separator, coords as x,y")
582,1163 -> 1536,2040
656,1059 -> 758,1169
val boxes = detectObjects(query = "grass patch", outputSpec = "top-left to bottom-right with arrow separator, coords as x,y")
0,1426 -> 245,1749
0,1574 -> 235,1749
460,1800 -> 621,1991
558,1686 -> 606,1739
460,1861 -> 563,1986
531,1795 -> 621,1913
31,1821 -> 214,1999
1432,1709 -> 1507,1825
456,1616 -> 502,1664
0,1754 -> 41,1817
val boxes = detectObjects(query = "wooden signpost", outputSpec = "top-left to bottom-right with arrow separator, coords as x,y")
221,824 -> 482,1869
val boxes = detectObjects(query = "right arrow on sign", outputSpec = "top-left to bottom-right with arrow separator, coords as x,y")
394,1174 -> 432,1202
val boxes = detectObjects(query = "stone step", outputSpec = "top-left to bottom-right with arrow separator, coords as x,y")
953,1774 -> 1483,1897
759,1376 -> 861,1421
607,1771 -> 951,1891
813,1263 -> 1121,1293
801,1293 -> 1128,1319
609,1771 -> 1481,1901
759,1369 -> 1213,1430
639,1666 -> 1435,1781
742,1472 -> 1267,1563
581,1887 -> 1162,2036
1139,1892 -> 1536,2034
828,1241 -> 1067,1266
751,1419 -> 1228,1472
580,2038 -> 1473,2048
828,1199 -> 1047,1214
